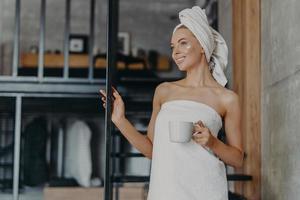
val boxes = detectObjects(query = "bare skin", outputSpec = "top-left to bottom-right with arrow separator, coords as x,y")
100,27 -> 244,168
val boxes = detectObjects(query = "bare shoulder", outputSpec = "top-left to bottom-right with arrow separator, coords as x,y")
155,82 -> 171,94
219,88 -> 240,113
154,82 -> 172,104
225,89 -> 239,105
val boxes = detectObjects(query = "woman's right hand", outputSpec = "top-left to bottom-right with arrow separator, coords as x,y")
99,87 -> 125,124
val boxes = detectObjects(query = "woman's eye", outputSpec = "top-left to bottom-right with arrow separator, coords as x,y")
180,41 -> 188,46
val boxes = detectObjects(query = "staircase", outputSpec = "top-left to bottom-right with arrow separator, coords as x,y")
0,116 -> 15,192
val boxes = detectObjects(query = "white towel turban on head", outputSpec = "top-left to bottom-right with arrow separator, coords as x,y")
173,6 -> 228,87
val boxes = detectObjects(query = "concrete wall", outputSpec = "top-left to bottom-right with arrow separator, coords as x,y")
218,0 -> 233,89
261,0 -> 300,199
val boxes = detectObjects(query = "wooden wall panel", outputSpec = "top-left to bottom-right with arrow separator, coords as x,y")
232,0 -> 261,199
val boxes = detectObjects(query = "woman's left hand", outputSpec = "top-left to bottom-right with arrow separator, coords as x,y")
192,120 -> 216,149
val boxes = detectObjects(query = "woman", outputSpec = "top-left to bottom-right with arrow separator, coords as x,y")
100,6 -> 243,200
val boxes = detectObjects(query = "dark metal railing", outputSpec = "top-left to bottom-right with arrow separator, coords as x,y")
88,0 -> 96,80
12,0 -> 20,77
3,0 -> 101,84
63,0 -> 71,79
38,0 -> 46,80
0,1 -> 111,200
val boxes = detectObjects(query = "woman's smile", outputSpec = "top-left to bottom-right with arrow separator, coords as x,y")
175,56 -> 186,64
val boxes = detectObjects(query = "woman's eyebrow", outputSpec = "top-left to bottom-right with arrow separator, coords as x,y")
177,38 -> 186,42
170,37 -> 186,45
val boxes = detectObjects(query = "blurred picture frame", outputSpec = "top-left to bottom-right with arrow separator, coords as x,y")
118,32 -> 130,55
69,34 -> 89,54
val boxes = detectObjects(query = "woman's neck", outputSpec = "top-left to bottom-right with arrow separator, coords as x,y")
184,61 -> 216,88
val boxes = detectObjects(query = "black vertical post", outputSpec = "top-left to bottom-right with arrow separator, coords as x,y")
104,0 -> 119,199
12,0 -> 21,77
88,0 -> 95,81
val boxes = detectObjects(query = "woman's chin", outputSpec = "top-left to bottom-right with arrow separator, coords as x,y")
177,64 -> 189,71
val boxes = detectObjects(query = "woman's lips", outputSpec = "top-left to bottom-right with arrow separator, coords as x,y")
175,56 -> 185,64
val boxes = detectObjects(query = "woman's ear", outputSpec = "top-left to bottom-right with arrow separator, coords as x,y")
200,47 -> 205,54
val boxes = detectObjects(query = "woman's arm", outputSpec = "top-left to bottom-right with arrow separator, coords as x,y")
101,84 -> 163,159
115,85 -> 163,159
114,118 -> 153,159
192,91 -> 244,168
210,92 -> 244,168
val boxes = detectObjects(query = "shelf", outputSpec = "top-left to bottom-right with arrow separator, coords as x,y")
111,153 -> 145,158
112,174 -> 252,183
112,176 -> 149,183
20,53 -> 145,70
0,179 -> 13,184
0,143 -> 14,157
113,130 -> 147,136
0,163 -> 14,168
226,174 -> 252,181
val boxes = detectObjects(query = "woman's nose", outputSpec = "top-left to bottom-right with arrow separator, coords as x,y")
172,45 -> 180,55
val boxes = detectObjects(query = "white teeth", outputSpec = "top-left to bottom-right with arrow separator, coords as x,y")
176,57 -> 185,62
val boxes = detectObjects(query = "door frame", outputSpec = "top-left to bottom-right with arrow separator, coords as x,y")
232,0 -> 261,199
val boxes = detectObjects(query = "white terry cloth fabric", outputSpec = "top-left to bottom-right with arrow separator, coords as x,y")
173,6 -> 228,87
64,119 -> 92,187
147,100 -> 228,200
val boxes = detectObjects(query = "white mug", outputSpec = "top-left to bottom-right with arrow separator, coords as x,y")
169,121 -> 194,143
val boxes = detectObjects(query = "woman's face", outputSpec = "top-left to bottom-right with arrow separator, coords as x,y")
170,27 -> 204,71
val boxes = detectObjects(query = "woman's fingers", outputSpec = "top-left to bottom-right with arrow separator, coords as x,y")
193,136 -> 204,142
112,87 -> 121,99
192,131 -> 207,142
112,86 -> 119,94
193,120 -> 207,135
100,90 -> 107,109
99,89 -> 106,97
100,89 -> 117,102
199,122 -> 205,128
112,91 -> 118,98
194,124 -> 205,133
196,120 -> 205,127
192,130 -> 203,138
99,87 -> 122,112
